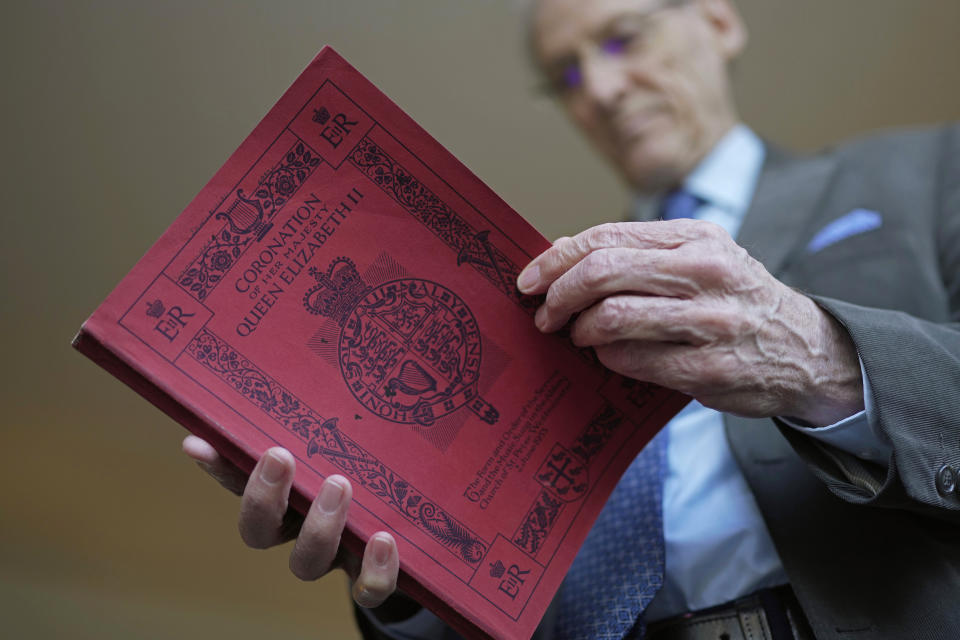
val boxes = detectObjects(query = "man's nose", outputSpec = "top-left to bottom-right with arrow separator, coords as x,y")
580,53 -> 628,109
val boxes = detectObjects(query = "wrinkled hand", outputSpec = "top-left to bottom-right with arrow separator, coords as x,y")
182,435 -> 399,608
517,221 -> 863,426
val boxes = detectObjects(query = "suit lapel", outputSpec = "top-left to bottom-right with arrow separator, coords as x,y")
736,149 -> 839,277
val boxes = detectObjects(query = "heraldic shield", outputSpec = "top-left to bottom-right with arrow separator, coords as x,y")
303,257 -> 499,427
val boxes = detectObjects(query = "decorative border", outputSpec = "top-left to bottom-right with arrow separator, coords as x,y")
513,491 -> 563,555
186,328 -> 488,565
571,402 -> 623,463
511,402 -> 623,557
348,137 -> 537,314
621,378 -> 662,410
178,141 -> 323,301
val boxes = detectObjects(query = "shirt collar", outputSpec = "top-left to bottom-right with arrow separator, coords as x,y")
685,123 -> 765,214
631,124 -> 765,221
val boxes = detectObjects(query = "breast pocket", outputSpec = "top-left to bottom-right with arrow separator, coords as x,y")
787,226 -> 946,320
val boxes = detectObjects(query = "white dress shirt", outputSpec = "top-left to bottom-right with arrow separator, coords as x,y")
641,124 -> 889,620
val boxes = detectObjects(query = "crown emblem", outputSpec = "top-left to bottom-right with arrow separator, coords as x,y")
145,299 -> 165,318
303,257 -> 370,326
489,560 -> 505,579
312,106 -> 331,125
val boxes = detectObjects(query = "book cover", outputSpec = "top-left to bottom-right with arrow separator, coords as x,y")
73,47 -> 687,640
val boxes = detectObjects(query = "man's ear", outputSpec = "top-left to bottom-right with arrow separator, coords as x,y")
697,0 -> 748,61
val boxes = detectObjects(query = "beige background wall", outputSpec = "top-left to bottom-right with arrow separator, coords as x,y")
2,1 -> 957,638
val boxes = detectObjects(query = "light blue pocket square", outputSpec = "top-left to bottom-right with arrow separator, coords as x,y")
806,208 -> 882,253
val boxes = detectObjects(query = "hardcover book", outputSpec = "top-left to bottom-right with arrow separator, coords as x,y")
74,47 -> 687,640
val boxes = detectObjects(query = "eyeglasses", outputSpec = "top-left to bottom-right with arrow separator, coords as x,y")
539,0 -> 691,97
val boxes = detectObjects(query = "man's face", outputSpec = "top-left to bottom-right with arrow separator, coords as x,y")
533,0 -> 746,192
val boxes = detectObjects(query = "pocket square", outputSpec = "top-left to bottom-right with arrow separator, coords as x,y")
806,208 -> 882,253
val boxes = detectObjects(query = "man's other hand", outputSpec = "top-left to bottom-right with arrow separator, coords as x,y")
517,221 -> 863,426
181,435 -> 399,608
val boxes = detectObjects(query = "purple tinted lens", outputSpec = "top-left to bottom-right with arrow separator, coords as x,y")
562,65 -> 582,89
601,37 -> 628,55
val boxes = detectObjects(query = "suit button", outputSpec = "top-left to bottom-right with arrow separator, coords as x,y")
936,465 -> 957,497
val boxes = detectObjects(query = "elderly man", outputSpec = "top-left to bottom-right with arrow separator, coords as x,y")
185,0 -> 960,638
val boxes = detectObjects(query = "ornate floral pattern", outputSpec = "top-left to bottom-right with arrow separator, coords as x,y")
513,491 -> 563,556
186,329 -> 488,565
571,403 -> 623,463
348,138 -> 537,313
178,141 -> 322,300
621,378 -> 661,410
512,403 -> 622,558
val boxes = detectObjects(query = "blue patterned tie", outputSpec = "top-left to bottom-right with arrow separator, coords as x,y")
553,189 -> 696,639
555,429 -> 669,640
658,187 -> 703,220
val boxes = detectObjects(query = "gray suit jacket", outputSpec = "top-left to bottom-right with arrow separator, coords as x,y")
725,123 -> 960,639
358,124 -> 960,639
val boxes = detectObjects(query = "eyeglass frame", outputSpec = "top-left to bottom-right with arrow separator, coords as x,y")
535,0 -> 695,98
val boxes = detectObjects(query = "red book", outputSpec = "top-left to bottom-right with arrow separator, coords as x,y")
73,47 -> 686,640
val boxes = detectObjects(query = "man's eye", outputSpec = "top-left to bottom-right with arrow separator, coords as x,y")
560,64 -> 583,90
600,34 -> 634,56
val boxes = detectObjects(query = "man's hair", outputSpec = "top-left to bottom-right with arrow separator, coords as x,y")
524,0 -> 741,88
522,0 -> 696,70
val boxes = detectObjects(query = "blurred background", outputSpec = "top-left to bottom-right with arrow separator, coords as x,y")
2,1 -> 958,638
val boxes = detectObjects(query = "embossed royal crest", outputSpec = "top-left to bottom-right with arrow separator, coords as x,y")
303,257 -> 498,427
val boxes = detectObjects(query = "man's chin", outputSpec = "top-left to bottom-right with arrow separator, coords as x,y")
618,147 -> 687,194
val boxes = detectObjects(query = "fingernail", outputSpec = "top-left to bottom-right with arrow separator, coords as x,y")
371,535 -> 392,567
260,450 -> 287,485
517,265 -> 540,293
317,477 -> 345,514
354,585 -> 375,608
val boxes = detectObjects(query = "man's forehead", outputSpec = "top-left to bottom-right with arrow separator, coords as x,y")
533,0 -> 664,59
